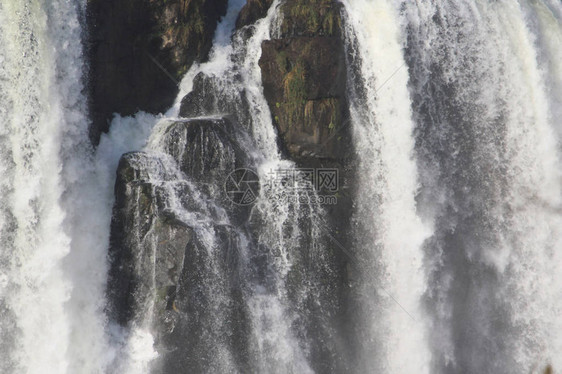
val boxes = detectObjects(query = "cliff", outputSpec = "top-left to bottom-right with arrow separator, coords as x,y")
108,118 -> 257,371
238,0 -> 350,163
105,0 -> 355,371
256,0 -> 353,283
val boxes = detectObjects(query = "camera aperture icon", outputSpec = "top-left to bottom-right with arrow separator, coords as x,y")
224,168 -> 260,206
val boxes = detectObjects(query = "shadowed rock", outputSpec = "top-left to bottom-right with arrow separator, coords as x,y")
87,0 -> 228,144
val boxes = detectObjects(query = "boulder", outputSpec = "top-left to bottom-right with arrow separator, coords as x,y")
108,149 -> 249,371
107,152 -> 195,326
156,117 -> 257,224
179,73 -> 252,127
158,118 -> 249,186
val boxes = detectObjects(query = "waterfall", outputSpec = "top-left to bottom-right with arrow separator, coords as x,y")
340,0 -> 562,372
403,1 -> 562,372
341,1 -> 432,372
2,0 -> 562,373
105,1 -> 341,372
0,0 -> 110,373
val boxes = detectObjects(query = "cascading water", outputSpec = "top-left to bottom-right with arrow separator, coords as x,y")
341,0 -> 431,373
104,1 -> 342,372
403,1 -> 562,373
2,0 -> 562,373
0,0 -> 111,373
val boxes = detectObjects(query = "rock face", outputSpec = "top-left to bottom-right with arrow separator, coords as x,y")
108,151 -> 195,326
279,0 -> 343,38
257,0 -> 353,268
258,0 -> 350,164
259,36 -> 349,161
108,115 -> 348,372
179,73 -> 252,128
107,1 -> 356,371
175,0 -> 353,286
87,0 -> 228,144
107,117 -> 256,371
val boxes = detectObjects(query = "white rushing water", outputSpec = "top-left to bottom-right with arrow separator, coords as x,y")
164,1 -> 327,371
403,1 -> 562,373
342,0 -> 562,372
2,0 -> 562,373
92,1 -> 254,371
0,0 -> 111,373
341,0 -> 432,372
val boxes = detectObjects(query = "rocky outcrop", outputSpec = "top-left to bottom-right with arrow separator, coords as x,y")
259,36 -> 349,161
108,151 -> 195,326
257,0 -> 353,266
107,114 -> 348,372
87,0 -> 228,144
179,73 -> 252,128
107,118 -> 255,371
279,0 -> 343,38
106,2 -> 355,370
258,0 -> 349,164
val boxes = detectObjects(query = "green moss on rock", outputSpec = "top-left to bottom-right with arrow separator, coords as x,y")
259,35 -> 349,160
283,59 -> 308,102
280,0 -> 343,37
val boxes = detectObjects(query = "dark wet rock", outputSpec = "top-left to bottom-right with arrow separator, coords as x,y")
107,1 -> 356,371
87,0 -> 228,144
159,118 -> 249,187
107,116 -> 261,371
250,0 -> 349,163
158,118 -> 257,224
256,1 -> 355,347
108,154 -> 250,373
259,36 -> 350,162
179,73 -> 252,127
107,152 -> 195,326
107,116 -> 254,327
106,109 -> 350,371
158,226 -> 253,373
